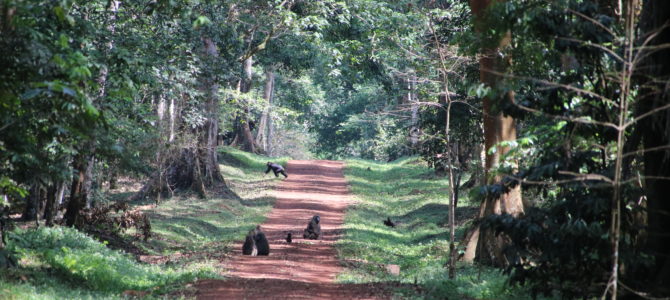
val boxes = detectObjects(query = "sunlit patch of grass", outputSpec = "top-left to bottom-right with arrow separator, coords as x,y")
2,226 -> 215,299
339,157 -> 539,299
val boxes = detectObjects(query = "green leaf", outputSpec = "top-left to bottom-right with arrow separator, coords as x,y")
58,34 -> 69,49
192,16 -> 212,29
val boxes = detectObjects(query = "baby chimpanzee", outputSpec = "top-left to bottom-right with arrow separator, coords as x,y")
265,162 -> 288,178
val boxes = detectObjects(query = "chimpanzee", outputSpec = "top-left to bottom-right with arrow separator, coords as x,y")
383,217 -> 396,227
303,215 -> 321,240
242,225 -> 270,256
265,162 -> 288,178
254,225 -> 270,256
242,229 -> 257,256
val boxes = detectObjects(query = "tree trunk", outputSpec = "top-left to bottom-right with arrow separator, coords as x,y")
169,97 -> 176,142
108,167 -> 118,190
21,183 -> 40,221
0,199 -> 6,249
44,184 -> 57,226
44,182 -> 63,226
267,102 -> 275,156
461,0 -> 524,267
409,73 -> 419,152
83,157 -> 95,208
200,37 -> 225,186
638,0 -> 670,294
235,56 -> 260,153
64,0 -> 118,223
132,37 -> 229,201
255,69 -> 275,153
65,155 -> 89,227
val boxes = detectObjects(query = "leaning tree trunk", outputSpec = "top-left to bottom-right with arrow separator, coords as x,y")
461,0 -> 524,267
638,0 -> 670,294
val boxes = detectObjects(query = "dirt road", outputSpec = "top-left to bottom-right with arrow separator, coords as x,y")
194,160 -> 391,299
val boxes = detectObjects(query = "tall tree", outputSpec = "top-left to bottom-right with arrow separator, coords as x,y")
236,55 -> 259,153
65,0 -> 121,226
461,0 -> 524,266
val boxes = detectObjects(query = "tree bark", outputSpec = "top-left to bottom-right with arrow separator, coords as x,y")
131,37 -> 229,201
65,155 -> 89,227
108,167 -> 118,190
65,0 -> 118,222
409,72 -> 419,152
200,37 -> 225,186
21,183 -> 40,221
461,0 -> 524,267
44,184 -> 57,226
638,0 -> 670,294
235,56 -> 260,153
83,156 -> 95,208
267,101 -> 275,156
255,69 -> 275,153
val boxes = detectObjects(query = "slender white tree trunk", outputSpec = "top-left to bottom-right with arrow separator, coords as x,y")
256,69 -> 275,153
409,72 -> 419,150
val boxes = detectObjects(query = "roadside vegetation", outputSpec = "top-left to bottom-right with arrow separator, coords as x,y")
340,158 -> 536,300
0,147 -> 286,299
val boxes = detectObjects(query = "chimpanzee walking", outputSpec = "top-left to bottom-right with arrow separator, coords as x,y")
265,162 -> 288,178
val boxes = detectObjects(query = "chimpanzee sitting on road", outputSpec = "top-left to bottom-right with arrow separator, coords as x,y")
265,162 -> 288,178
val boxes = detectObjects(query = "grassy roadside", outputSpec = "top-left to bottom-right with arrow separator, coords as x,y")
339,157 -> 536,299
136,147 -> 289,264
0,147 -> 288,299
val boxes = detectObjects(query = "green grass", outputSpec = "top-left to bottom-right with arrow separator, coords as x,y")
2,226 -> 213,298
339,157 -> 538,300
0,146 -> 289,299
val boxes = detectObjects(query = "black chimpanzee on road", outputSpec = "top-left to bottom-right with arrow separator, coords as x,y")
265,162 -> 288,178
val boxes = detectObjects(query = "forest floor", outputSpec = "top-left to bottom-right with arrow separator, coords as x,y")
192,160 -> 399,299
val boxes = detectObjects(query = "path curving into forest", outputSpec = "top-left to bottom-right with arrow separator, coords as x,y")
194,160 -> 391,299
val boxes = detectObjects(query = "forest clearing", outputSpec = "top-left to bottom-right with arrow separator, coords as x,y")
1,0 -> 669,299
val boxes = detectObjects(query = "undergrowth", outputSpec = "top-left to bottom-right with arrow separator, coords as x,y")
2,226 -> 214,297
340,157 -> 540,300
0,147 -> 289,299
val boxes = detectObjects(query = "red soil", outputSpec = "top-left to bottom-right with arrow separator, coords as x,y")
194,160 -> 392,299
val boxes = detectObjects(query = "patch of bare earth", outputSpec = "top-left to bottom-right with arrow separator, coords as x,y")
193,160 -> 394,299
